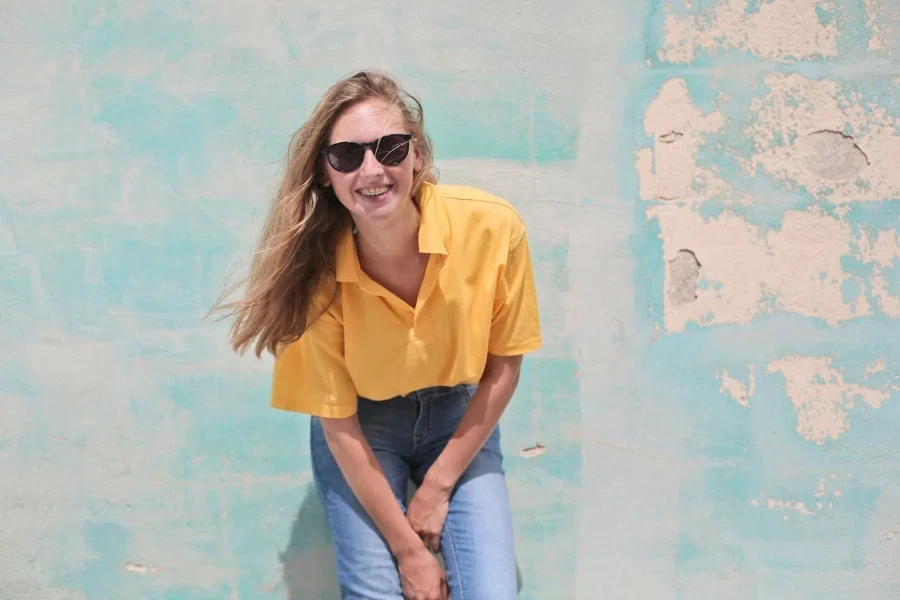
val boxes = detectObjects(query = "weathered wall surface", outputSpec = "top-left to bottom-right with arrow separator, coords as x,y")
1,1 -> 897,599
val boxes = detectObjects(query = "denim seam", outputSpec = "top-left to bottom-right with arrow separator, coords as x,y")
444,525 -> 466,600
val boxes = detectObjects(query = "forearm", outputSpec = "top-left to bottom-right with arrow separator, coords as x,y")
321,416 -> 423,558
425,354 -> 522,492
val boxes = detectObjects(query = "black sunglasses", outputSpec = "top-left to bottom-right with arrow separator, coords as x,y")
321,133 -> 412,173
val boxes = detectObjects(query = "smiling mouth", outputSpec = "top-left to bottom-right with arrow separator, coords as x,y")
357,185 -> 392,197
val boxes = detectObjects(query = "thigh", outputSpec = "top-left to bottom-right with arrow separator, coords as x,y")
440,427 -> 518,599
310,416 -> 408,600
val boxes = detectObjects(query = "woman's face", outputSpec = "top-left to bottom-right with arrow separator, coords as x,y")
322,98 -> 423,225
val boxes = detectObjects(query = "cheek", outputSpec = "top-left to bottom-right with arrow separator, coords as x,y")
330,171 -> 351,188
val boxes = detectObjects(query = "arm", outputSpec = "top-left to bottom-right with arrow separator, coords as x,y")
320,415 -> 451,599
425,353 -> 522,492
319,414 -> 423,558
406,353 -> 522,552
408,222 -> 540,550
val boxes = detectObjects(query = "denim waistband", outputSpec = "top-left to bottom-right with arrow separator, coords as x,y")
361,382 -> 475,404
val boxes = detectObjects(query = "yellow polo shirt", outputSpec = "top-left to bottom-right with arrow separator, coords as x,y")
270,182 -> 542,418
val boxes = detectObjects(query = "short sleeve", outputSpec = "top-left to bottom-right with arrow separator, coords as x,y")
270,298 -> 358,418
488,228 -> 543,356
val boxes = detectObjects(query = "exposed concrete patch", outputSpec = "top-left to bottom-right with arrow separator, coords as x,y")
649,204 -> 870,331
797,130 -> 869,181
767,355 -> 891,444
636,79 -> 729,204
657,0 -> 840,64
719,366 -> 754,408
667,249 -> 701,308
745,73 -> 900,203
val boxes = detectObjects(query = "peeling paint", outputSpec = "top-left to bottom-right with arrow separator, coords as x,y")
858,229 -> 900,318
124,563 -> 159,574
752,474 -> 848,516
636,78 -> 729,203
745,73 -> 900,203
719,366 -> 753,408
657,0 -> 840,63
649,203 -> 877,331
865,0 -> 886,49
864,0 -> 900,53
519,443 -> 546,459
865,358 -> 887,377
767,355 -> 892,444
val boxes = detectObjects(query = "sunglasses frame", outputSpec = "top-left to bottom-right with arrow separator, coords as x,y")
320,133 -> 413,173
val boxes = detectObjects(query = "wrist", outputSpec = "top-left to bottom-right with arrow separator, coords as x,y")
389,527 -> 426,559
423,464 -> 457,495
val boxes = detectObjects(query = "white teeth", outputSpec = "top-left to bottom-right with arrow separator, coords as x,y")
359,186 -> 389,196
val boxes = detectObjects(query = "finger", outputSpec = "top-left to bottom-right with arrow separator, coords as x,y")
441,578 -> 450,600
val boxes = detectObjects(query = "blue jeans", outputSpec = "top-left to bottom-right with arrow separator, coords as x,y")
310,383 -> 518,599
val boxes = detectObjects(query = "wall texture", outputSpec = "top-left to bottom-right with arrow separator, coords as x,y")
1,1 -> 898,599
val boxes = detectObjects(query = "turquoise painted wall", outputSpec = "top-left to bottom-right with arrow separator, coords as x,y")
2,1 -> 897,599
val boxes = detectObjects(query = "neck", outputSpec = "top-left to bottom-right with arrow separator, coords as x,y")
354,198 -> 421,264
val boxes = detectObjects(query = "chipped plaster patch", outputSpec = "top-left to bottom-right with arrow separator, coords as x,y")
636,79 -> 730,203
649,204 -> 870,331
657,0 -> 839,64
767,355 -> 891,444
668,250 -> 701,308
745,74 -> 900,203
796,130 -> 870,180
719,366 -> 754,408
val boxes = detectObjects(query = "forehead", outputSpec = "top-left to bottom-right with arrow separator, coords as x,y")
329,98 -> 409,144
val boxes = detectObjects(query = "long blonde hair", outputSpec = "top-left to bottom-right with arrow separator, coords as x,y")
213,70 -> 438,357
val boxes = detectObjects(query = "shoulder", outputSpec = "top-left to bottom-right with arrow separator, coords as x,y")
435,185 -> 527,244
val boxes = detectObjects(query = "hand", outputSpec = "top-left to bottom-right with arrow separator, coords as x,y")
407,478 -> 452,553
397,544 -> 449,600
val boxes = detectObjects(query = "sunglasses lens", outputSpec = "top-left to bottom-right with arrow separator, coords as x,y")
374,135 -> 411,166
327,143 -> 364,173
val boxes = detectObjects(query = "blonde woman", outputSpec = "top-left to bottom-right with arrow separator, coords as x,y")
219,70 -> 541,600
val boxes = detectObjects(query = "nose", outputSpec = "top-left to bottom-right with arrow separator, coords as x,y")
358,147 -> 385,177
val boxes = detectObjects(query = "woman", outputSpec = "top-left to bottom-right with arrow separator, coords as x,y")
219,70 -> 541,599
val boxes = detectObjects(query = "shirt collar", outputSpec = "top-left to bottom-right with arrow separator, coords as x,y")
335,182 -> 449,284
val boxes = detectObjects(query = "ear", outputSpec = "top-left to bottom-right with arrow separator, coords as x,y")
413,144 -> 424,172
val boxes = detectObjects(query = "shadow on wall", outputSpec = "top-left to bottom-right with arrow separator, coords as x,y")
280,484 -> 523,598
280,485 -> 340,600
